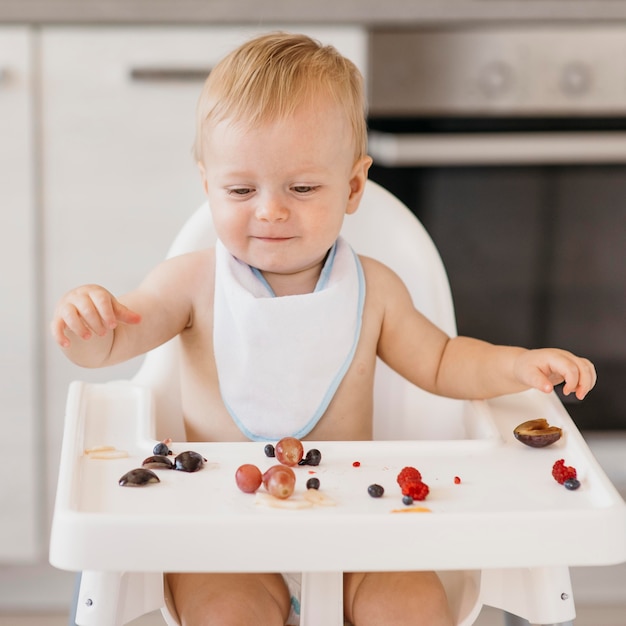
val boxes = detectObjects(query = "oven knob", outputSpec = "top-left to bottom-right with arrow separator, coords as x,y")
478,61 -> 514,98
560,61 -> 592,96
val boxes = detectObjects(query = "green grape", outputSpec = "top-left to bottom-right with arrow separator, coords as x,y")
275,437 -> 304,466
262,465 -> 296,499
235,463 -> 262,493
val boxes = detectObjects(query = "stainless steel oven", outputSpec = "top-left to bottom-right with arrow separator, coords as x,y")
367,26 -> 626,430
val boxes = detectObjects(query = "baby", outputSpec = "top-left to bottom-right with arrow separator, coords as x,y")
51,32 -> 596,626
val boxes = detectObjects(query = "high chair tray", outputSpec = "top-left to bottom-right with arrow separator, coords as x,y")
50,381 -> 626,574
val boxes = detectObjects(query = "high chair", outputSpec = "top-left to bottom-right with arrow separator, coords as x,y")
53,181 -> 626,626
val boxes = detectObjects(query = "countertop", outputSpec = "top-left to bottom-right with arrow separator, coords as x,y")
3,0 -> 626,26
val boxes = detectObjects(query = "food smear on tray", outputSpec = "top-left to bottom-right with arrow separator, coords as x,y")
84,445 -> 129,459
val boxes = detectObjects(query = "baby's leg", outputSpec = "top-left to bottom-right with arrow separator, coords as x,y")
167,572 -> 290,626
344,571 -> 454,626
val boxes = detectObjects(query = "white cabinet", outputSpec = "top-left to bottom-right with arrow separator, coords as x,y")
41,25 -> 367,512
0,27 -> 40,562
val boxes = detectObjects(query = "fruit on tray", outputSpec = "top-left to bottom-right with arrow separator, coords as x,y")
299,448 -> 322,466
262,465 -> 296,499
552,459 -> 578,485
142,455 -> 174,470
235,464 -> 263,493
564,478 -> 581,490
367,484 -> 385,498
153,438 -> 173,456
397,467 -> 422,485
173,450 -> 206,472
397,466 -> 430,501
306,477 -> 320,490
401,478 -> 430,501
118,468 -> 160,487
514,418 -> 562,448
275,437 -> 304,466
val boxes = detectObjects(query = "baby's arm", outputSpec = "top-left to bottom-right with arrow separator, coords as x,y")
51,252 -> 204,368
369,258 -> 596,400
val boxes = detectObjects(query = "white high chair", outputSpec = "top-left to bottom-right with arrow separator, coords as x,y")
55,180 -> 624,626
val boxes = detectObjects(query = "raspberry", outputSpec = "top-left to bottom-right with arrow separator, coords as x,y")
552,459 -> 577,485
401,478 -> 430,501
397,466 -> 422,487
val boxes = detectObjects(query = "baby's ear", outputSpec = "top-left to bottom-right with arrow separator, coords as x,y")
197,161 -> 209,195
346,156 -> 373,214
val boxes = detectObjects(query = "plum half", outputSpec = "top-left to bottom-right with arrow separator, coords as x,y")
514,418 -> 562,448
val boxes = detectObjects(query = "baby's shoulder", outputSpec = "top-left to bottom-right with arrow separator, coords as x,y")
163,247 -> 215,273
358,254 -> 413,302
358,254 -> 403,285
148,247 -> 216,294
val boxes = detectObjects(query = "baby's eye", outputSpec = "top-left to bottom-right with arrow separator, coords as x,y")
227,187 -> 254,197
292,185 -> 318,194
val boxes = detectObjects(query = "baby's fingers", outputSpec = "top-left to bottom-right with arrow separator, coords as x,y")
563,357 -> 597,400
111,298 -> 142,326
50,316 -> 72,348
51,300 -> 96,346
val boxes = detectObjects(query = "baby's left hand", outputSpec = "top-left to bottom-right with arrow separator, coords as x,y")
514,348 -> 597,400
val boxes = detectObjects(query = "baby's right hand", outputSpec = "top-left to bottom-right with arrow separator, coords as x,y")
50,284 -> 142,348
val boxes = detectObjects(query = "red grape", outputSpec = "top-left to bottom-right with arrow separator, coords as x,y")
262,465 -> 296,499
275,437 -> 304,466
235,463 -> 262,493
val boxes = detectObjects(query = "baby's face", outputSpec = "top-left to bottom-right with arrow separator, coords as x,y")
199,96 -> 370,292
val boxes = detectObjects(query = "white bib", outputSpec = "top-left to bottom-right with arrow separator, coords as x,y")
213,237 -> 365,441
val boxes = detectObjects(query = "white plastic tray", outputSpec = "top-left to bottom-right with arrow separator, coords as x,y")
50,381 -> 626,574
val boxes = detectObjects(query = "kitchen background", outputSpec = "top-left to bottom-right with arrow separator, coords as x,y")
1,1 -> 625,624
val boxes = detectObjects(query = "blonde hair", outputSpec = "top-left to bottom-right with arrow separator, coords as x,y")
193,32 -> 368,162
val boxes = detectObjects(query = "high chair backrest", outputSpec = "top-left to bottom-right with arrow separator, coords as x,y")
132,179 -> 462,442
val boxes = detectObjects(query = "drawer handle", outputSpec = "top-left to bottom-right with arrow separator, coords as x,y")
129,67 -> 212,83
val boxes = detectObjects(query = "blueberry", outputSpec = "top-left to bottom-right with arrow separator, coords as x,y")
153,441 -> 170,456
306,477 -> 320,490
367,484 -> 384,498
564,478 -> 581,490
264,444 -> 275,458
402,495 -> 414,505
299,448 -> 322,466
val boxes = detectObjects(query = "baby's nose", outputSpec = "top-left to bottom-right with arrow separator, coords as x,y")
256,196 -> 288,221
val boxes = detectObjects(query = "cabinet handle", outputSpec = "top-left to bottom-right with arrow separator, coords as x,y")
129,67 -> 212,83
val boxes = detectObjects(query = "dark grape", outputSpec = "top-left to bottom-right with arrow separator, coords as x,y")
299,448 -> 322,466
264,443 -> 275,458
142,455 -> 173,469
174,450 -> 205,472
306,477 -> 320,490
